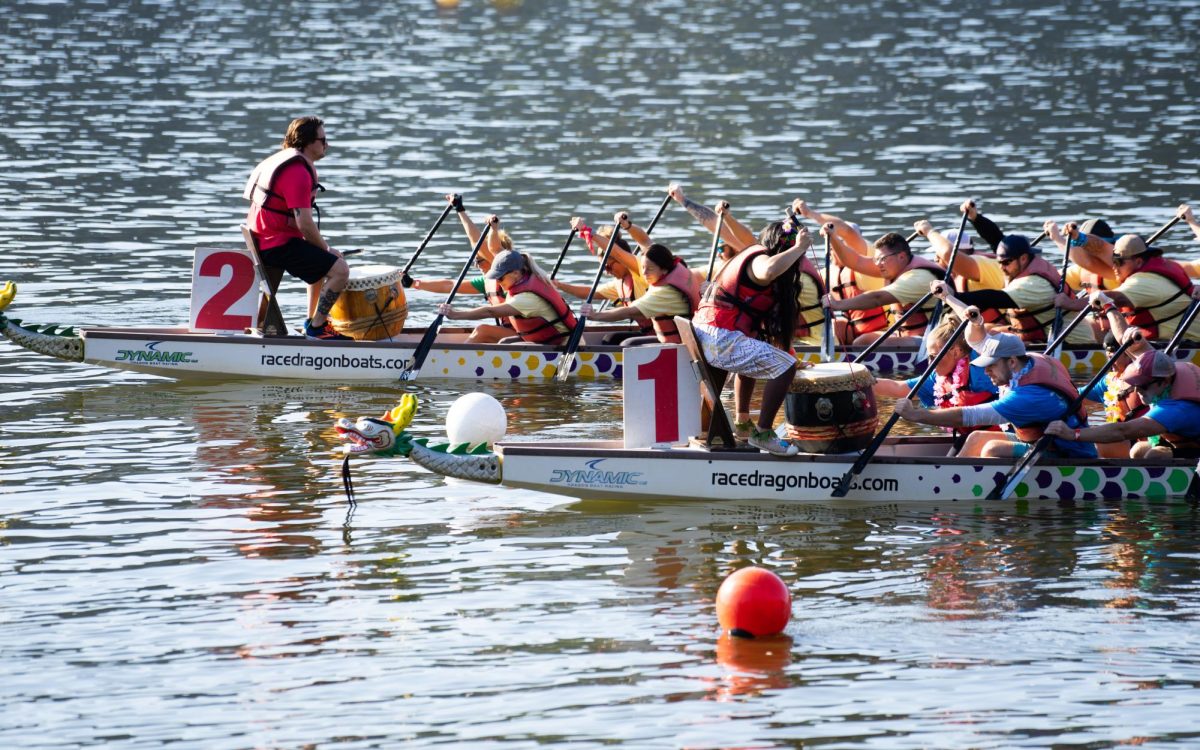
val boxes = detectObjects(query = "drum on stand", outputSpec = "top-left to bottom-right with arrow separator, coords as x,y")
329,264 -> 408,341
783,362 -> 878,453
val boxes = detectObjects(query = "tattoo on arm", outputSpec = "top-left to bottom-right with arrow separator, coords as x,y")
683,197 -> 717,225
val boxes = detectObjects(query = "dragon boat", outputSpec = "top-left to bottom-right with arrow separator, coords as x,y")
333,345 -> 1200,504
3,281 -> 1193,382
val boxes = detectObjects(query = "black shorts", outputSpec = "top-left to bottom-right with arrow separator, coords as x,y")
259,237 -> 338,285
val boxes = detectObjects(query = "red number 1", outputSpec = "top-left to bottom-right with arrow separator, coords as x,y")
196,252 -> 255,330
637,348 -> 679,443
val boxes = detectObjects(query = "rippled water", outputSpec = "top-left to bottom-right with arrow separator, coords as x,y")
4,0 -> 1200,746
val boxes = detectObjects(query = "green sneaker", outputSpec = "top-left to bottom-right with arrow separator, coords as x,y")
734,419 -> 755,440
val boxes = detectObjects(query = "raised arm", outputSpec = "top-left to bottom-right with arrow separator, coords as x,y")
1179,204 -> 1200,242
962,200 -> 1005,251
917,219 -> 981,282
821,222 -> 879,278
668,182 -> 747,249
793,199 -> 871,257
747,223 -> 813,284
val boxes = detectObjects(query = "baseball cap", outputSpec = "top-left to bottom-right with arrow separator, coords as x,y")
1112,234 -> 1149,261
996,234 -> 1032,261
971,333 -> 1027,367
485,250 -> 525,280
1080,219 -> 1115,241
1121,350 -> 1175,387
945,229 -> 974,253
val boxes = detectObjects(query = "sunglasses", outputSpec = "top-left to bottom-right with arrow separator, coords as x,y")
1112,256 -> 1135,266
998,256 -> 1020,266
873,252 -> 902,264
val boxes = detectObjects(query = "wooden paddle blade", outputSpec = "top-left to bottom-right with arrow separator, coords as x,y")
399,313 -> 444,381
820,320 -> 837,363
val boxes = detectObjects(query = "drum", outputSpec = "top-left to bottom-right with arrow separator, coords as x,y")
329,264 -> 408,341
783,362 -> 878,453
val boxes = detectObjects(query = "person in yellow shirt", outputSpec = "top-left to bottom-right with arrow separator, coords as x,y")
1056,235 -> 1199,344
578,243 -> 699,346
823,228 -> 941,344
912,219 -> 1005,313
554,214 -> 650,344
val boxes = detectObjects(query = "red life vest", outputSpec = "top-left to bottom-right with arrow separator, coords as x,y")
648,261 -> 701,343
1010,353 -> 1085,443
794,254 -> 829,340
1118,257 -> 1195,339
1004,256 -> 1061,344
693,246 -> 775,337
505,271 -> 578,345
888,256 -> 943,336
934,357 -> 998,437
1160,361 -> 1200,445
243,148 -> 319,217
831,264 -> 888,337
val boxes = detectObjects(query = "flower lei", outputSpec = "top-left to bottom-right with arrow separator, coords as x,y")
933,356 -> 970,408
1102,376 -> 1125,423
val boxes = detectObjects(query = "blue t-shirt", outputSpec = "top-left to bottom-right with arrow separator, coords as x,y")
1082,375 -> 1108,404
1145,399 -> 1200,439
907,364 -> 999,408
994,384 -> 1097,458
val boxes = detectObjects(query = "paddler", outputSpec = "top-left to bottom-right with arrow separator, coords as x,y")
928,234 -> 1096,345
553,213 -> 650,345
409,194 -> 513,344
891,285 -> 1097,459
668,185 -> 826,347
690,204 -> 815,456
578,241 -> 699,347
821,227 -> 941,344
437,221 -> 577,346
243,115 -> 352,340
791,199 -> 889,344
1045,348 -> 1200,459
871,313 -> 1000,450
1054,234 -> 1200,343
1183,204 -> 1200,244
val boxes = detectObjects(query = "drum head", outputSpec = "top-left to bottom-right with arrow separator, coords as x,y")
345,264 -> 403,290
790,362 -> 875,393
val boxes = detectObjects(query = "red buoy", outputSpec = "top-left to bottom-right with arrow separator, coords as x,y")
715,566 -> 791,638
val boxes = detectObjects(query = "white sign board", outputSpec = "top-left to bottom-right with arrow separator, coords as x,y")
622,344 -> 701,449
190,246 -> 263,333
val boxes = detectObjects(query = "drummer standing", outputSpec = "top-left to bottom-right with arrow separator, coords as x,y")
244,115 -> 351,340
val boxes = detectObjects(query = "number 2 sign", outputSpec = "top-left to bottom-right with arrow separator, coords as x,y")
622,345 -> 701,449
189,247 -> 262,333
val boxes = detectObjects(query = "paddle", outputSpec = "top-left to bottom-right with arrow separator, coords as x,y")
553,226 -> 623,381
549,228 -> 578,281
399,195 -> 459,288
1165,298 -> 1200,355
1045,230 -> 1075,362
918,209 -> 971,362
704,204 -> 729,283
398,223 -> 492,381
1042,301 -> 1094,354
850,291 -> 934,364
985,333 -> 1140,501
1146,214 -> 1183,245
821,232 -> 835,362
831,311 -> 975,498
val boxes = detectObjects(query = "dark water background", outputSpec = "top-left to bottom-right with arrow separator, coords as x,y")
3,0 -> 1200,746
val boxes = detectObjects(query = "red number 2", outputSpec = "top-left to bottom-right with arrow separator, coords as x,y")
196,252 -> 255,330
637,348 -> 679,443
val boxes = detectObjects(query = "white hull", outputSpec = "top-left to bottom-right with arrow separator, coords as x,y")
484,438 -> 1196,503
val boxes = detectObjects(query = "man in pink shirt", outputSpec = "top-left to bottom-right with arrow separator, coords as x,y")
244,116 -> 351,340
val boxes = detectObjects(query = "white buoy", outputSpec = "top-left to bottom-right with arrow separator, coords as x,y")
445,392 -> 507,447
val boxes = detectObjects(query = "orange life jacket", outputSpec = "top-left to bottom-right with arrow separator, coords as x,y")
693,246 -> 775,337
505,271 -> 578,345
1010,353 -> 1086,443
1119,257 -> 1195,339
832,264 -> 888,337
1005,256 -> 1061,344
648,261 -> 701,343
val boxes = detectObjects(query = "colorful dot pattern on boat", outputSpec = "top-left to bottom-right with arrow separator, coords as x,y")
940,465 -> 1194,501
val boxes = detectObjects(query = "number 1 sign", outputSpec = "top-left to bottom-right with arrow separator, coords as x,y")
622,345 -> 701,449
190,247 -> 262,333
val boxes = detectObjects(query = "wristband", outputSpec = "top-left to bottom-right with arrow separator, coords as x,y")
1074,428 -> 1081,441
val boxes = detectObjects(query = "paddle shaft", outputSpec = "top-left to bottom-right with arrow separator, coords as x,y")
832,314 -> 972,498
1147,215 -> 1183,246
1165,298 -> 1200,355
644,192 -> 673,237
851,291 -> 934,364
400,200 -> 457,280
923,210 -> 971,338
553,227 -> 623,380
988,336 -> 1138,500
705,212 -> 727,283
1043,303 -> 1093,353
400,223 -> 492,379
549,228 -> 577,280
